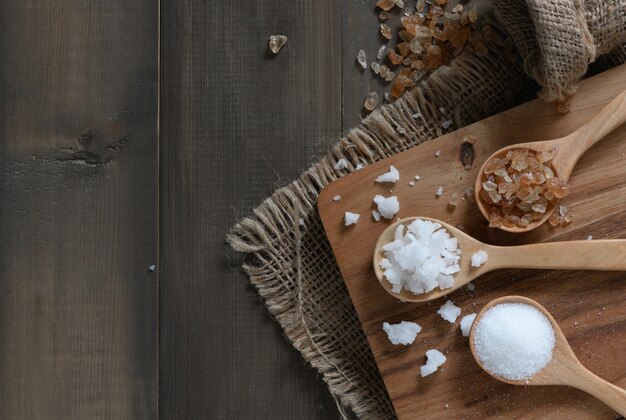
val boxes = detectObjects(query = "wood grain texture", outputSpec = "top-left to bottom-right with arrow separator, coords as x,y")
319,65 -> 626,419
159,0 -> 343,418
0,1 -> 158,419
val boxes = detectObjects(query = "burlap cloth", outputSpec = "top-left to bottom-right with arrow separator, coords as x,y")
493,0 -> 626,106
228,17 -> 626,420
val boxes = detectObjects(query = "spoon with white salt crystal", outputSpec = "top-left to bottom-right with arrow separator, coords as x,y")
469,296 -> 626,416
373,217 -> 626,303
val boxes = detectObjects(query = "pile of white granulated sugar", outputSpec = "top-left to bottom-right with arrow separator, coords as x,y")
379,218 -> 461,294
473,302 -> 556,381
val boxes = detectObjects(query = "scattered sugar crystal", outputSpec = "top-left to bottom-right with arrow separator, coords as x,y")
420,349 -> 447,377
298,218 -> 305,227
377,45 -> 387,60
380,23 -> 392,39
344,212 -> 360,226
385,71 -> 395,82
380,219 -> 460,294
382,321 -> 422,345
376,165 -> 400,183
333,195 -> 342,202
438,300 -> 461,323
409,181 -> 415,187
435,150 -> 441,157
371,62 -> 381,74
448,192 -> 459,208
473,302 -> 556,380
397,126 -> 406,134
372,210 -> 381,221
414,175 -> 421,180
268,35 -> 288,54
460,313 -> 477,337
439,107 -> 445,113
435,186 -> 443,197
357,49 -> 367,69
334,158 -> 348,170
471,250 -> 488,267
378,11 -> 391,21
356,163 -> 365,170
364,92 -> 379,112
587,235 -> 593,240
467,282 -> 475,291
374,195 -> 400,219
412,113 -> 422,119
442,120 -> 453,129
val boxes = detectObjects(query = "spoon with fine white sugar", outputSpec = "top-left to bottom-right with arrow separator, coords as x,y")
373,217 -> 626,303
469,295 -> 626,416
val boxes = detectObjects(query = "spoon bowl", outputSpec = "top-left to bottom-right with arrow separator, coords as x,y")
469,296 -> 626,415
373,217 -> 626,303
474,90 -> 626,233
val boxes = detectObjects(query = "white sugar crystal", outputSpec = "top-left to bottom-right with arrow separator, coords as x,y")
383,321 -> 422,345
420,349 -> 447,377
412,112 -> 422,119
438,300 -> 461,323
471,250 -> 488,267
334,158 -> 348,170
377,45 -> 387,60
473,303 -> 556,380
435,186 -> 443,197
460,313 -> 477,337
375,165 -> 400,183
467,282 -> 475,291
356,163 -> 365,170
380,219 -> 460,295
373,195 -> 399,219
372,210 -> 381,221
409,181 -> 415,187
344,212 -> 360,226
414,175 -> 421,180
333,195 -> 342,202
298,218 -> 305,227
435,150 -> 441,157
442,120 -> 453,129
587,235 -> 593,240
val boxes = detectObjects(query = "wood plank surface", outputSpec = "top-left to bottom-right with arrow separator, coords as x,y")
319,65 -> 626,419
0,1 -> 158,419
159,1 -> 343,418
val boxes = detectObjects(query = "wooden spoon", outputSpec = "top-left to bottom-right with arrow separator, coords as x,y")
469,295 -> 626,416
474,90 -> 626,233
373,217 -> 626,303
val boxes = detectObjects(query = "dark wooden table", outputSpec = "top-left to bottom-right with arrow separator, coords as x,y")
0,0 -> 387,418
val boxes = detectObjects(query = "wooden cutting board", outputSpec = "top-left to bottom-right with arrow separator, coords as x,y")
318,64 -> 626,419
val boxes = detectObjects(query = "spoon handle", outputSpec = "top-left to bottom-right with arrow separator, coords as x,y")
555,90 -> 626,178
573,366 -> 626,416
489,240 -> 626,271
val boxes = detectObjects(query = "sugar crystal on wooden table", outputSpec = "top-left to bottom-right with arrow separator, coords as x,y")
391,75 -> 415,98
357,49 -> 367,69
371,62 -> 380,74
380,23 -> 392,39
268,35 -> 288,54
448,191 -> 459,208
376,0 -> 396,11
377,45 -> 387,60
363,92 -> 379,112
379,11 -> 391,21
388,48 -> 404,65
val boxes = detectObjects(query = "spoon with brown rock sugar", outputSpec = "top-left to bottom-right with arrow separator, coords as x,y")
373,217 -> 626,303
474,90 -> 626,233
469,296 -> 626,416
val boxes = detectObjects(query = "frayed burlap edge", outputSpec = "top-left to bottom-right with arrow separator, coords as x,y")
227,24 -> 533,419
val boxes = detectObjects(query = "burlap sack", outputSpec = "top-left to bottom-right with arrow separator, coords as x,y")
228,24 -> 625,420
493,0 -> 626,107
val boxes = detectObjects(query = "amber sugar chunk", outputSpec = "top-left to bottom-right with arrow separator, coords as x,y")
479,147 -> 573,228
376,0 -> 396,11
